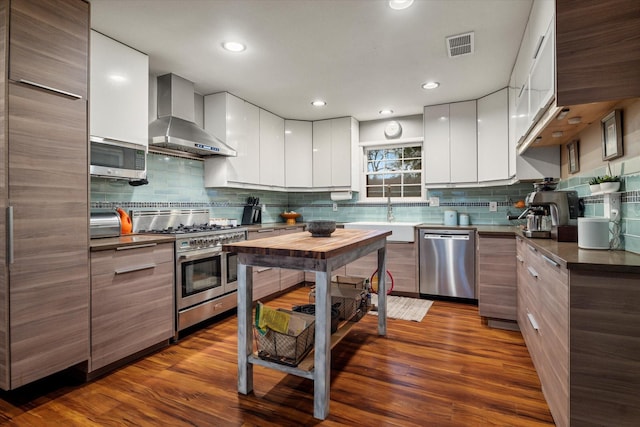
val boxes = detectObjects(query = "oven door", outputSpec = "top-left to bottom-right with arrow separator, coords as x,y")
225,251 -> 238,293
176,249 -> 226,310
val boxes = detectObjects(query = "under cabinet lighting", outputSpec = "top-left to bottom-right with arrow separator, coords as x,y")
556,108 -> 570,120
568,116 -> 582,125
552,131 -> 564,138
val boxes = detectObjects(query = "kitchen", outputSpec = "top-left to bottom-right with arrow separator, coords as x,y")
1,0 -> 640,425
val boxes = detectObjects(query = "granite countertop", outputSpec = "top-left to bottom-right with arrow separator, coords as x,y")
90,234 -> 176,251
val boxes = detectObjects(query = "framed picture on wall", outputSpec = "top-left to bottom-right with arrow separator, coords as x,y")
567,140 -> 579,174
601,109 -> 623,160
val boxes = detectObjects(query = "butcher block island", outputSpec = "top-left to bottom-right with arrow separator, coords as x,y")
223,228 -> 391,420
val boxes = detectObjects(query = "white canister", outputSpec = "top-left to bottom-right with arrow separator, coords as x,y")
578,217 -> 610,249
444,210 -> 458,226
459,213 -> 470,226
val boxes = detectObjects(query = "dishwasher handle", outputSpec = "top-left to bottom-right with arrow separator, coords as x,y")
422,233 -> 470,241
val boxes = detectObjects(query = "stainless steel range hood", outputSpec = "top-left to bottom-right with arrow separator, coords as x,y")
148,73 -> 236,157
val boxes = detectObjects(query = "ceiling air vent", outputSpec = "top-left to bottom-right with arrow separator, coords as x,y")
446,32 -> 474,58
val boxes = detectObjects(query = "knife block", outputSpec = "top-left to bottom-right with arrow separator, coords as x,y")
241,205 -> 262,225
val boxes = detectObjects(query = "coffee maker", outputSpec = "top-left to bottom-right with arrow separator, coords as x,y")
510,180 -> 580,241
523,190 -> 580,241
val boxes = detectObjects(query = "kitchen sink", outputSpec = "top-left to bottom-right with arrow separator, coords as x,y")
343,222 -> 420,242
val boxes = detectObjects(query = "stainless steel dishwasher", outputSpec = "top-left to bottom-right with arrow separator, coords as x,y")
419,229 -> 476,299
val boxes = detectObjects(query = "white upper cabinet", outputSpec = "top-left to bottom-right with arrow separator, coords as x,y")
528,18 -> 555,124
90,30 -> 148,146
449,101 -> 477,183
285,120 -> 313,188
204,92 -> 260,186
312,117 -> 358,189
312,120 -> 332,187
259,109 -> 285,187
424,101 -> 477,185
511,0 -> 555,146
423,104 -> 450,184
477,88 -> 509,182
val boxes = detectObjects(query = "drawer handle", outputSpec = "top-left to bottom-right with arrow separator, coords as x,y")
19,79 -> 83,99
116,243 -> 158,251
256,267 -> 272,273
527,312 -> 540,331
541,254 -> 559,268
516,255 -> 524,263
257,229 -> 275,233
115,263 -> 156,275
527,266 -> 539,278
527,244 -> 537,253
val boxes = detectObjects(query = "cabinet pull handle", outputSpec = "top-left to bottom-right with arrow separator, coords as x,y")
18,79 -> 82,99
256,267 -> 272,273
527,312 -> 540,331
516,255 -> 524,263
527,266 -> 539,278
527,244 -> 537,253
115,263 -> 156,275
257,229 -> 275,233
116,243 -> 158,251
541,254 -> 559,268
7,206 -> 14,264
284,227 -> 299,230
533,35 -> 545,59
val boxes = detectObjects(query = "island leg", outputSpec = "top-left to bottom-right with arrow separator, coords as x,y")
377,246 -> 387,336
313,270 -> 331,419
237,263 -> 253,394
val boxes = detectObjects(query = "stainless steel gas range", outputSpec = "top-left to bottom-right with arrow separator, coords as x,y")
131,209 -> 247,335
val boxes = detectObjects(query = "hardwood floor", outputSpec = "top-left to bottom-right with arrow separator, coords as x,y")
0,285 -> 554,426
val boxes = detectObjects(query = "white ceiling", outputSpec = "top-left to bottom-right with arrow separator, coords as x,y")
88,0 -> 533,122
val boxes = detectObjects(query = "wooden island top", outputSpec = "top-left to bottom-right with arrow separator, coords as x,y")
223,228 -> 392,259
227,227 -> 391,421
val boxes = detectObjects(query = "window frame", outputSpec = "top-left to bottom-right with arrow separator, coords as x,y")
358,138 -> 424,202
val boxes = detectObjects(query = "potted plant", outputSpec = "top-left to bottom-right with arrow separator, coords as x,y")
599,174 -> 621,193
588,176 -> 601,193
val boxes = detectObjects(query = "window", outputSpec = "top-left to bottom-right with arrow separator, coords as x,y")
364,144 -> 422,199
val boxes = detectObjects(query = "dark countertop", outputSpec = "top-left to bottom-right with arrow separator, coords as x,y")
90,234 -> 176,251
245,223 -> 307,231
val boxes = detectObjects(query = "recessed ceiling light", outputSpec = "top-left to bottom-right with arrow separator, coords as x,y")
311,100 -> 326,107
422,81 -> 440,90
222,41 -> 246,52
389,0 -> 414,10
379,109 -> 394,115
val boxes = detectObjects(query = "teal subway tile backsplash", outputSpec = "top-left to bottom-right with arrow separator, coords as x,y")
91,152 -> 640,254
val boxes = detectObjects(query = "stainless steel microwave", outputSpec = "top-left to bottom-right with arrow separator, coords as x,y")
90,137 -> 147,180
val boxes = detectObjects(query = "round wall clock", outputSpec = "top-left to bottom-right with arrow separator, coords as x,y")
384,120 -> 402,138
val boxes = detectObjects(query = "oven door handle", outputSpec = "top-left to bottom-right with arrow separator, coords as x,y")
178,250 -> 222,261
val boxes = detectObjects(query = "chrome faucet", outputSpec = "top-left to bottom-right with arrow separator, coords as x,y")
386,185 -> 394,222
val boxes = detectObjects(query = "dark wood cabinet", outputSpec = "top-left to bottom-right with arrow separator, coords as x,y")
90,242 -> 174,372
477,235 -> 517,322
556,0 -> 640,106
9,0 -> 89,99
0,0 -> 89,390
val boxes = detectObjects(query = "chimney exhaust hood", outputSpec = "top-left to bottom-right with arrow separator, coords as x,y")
148,73 -> 236,157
